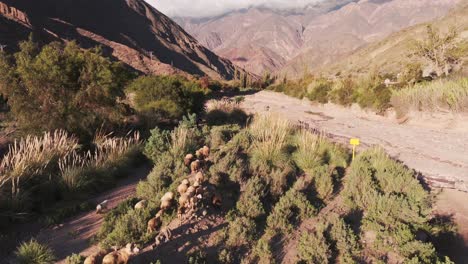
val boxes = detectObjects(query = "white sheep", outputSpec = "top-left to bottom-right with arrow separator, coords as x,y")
134,200 -> 147,210
202,146 -> 210,158
84,249 -> 110,264
190,160 -> 201,173
96,200 -> 109,214
195,172 -> 204,184
184,153 -> 194,166
102,243 -> 139,264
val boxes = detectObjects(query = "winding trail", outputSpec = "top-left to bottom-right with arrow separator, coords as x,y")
241,91 -> 468,191
36,165 -> 151,263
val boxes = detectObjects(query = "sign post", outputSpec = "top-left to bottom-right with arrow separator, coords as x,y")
350,138 -> 360,161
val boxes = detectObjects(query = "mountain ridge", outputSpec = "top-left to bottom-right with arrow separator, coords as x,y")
0,0 -> 239,80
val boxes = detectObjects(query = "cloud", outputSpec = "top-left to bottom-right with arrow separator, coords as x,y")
147,0 -> 325,18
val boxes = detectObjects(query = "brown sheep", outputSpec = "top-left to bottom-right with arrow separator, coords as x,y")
190,160 -> 201,173
186,186 -> 196,196
184,154 -> 194,166
195,149 -> 204,159
160,199 -> 172,211
102,244 -> 138,264
177,182 -> 189,195
84,249 -> 110,264
178,193 -> 190,208
195,172 -> 204,184
182,179 -> 189,185
202,146 -> 210,158
147,216 -> 162,233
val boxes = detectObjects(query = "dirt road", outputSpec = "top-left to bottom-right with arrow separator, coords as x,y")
36,165 -> 151,263
241,91 -> 468,192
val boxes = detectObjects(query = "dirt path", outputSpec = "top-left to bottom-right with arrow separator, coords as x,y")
241,91 -> 468,192
36,165 -> 151,263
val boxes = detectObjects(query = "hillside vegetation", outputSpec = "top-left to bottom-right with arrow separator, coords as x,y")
75,103 -> 456,263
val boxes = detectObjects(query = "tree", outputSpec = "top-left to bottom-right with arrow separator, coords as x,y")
413,25 -> 460,78
0,38 -> 132,137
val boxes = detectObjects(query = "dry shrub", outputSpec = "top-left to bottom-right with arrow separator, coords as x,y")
391,78 -> 468,117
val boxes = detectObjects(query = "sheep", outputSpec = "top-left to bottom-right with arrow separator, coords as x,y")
190,160 -> 200,173
154,226 -> 172,247
195,149 -> 203,159
161,191 -> 175,202
182,179 -> 189,185
177,182 -> 189,195
184,153 -> 194,166
186,186 -> 196,196
96,200 -> 109,214
102,243 -> 139,264
134,200 -> 147,210
159,191 -> 174,210
155,209 -> 164,218
178,193 -> 190,208
212,192 -> 222,208
195,172 -> 204,184
84,249 -> 110,264
202,146 -> 210,158
147,216 -> 162,233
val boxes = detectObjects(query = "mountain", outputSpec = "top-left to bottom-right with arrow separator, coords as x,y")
0,0 -> 238,80
321,0 -> 468,76
176,0 -> 461,76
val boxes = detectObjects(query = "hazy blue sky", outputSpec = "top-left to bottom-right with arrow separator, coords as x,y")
147,0 -> 324,17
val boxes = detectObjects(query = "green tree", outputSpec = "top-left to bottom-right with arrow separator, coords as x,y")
125,75 -> 206,126
0,38 -> 132,137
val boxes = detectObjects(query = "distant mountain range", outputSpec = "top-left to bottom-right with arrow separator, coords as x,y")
0,0 -> 239,80
175,0 -> 461,76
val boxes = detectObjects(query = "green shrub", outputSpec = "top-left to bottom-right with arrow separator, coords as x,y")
187,250 -> 208,264
354,74 -> 392,112
298,229 -> 330,264
65,253 -> 85,264
311,165 -> 335,201
207,124 -> 241,151
100,207 -> 152,248
329,78 -> 356,106
0,39 -> 132,137
126,75 -> 206,125
226,216 -> 258,247
236,177 -> 267,219
266,188 -> 316,233
306,79 -> 333,103
15,239 -> 56,264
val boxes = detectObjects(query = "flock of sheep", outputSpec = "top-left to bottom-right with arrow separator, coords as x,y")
84,145 -> 222,264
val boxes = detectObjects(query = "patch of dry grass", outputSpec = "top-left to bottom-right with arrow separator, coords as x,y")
391,78 -> 468,117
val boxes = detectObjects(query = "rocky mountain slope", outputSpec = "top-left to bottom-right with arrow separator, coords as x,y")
176,0 -> 461,76
0,0 -> 238,80
322,0 -> 468,77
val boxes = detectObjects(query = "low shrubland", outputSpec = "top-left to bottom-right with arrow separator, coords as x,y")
69,109 -> 452,263
391,77 -> 468,117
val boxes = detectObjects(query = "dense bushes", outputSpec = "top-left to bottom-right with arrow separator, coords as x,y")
268,73 -> 393,113
343,148 -> 450,263
0,39 -> 132,137
126,75 -> 207,126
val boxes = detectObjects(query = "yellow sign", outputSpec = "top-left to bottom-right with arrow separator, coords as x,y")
350,138 -> 360,160
350,138 -> 360,146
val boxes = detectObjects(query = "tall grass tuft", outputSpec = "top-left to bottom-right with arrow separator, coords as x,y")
249,114 -> 291,167
0,130 -> 78,196
15,239 -> 56,264
391,78 -> 468,117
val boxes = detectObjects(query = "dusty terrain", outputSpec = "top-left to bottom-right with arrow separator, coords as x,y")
241,91 -> 468,191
